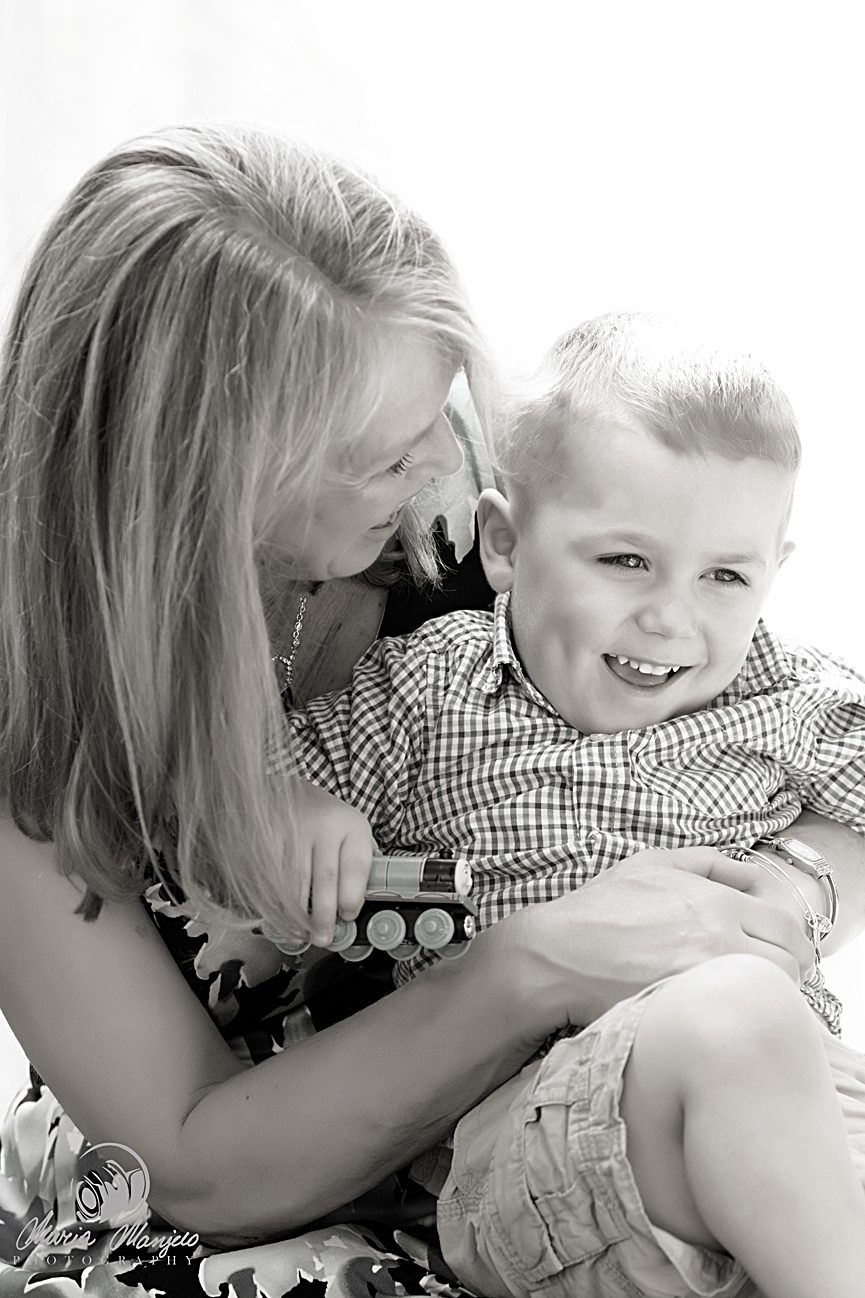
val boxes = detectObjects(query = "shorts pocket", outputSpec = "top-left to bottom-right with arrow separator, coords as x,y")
522,1097 -> 631,1271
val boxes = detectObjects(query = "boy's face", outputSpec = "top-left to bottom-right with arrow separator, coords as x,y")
478,423 -> 794,735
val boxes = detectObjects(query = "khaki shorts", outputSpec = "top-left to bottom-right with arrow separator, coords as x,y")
438,983 -> 865,1298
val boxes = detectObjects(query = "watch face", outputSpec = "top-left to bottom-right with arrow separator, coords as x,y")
783,837 -> 824,864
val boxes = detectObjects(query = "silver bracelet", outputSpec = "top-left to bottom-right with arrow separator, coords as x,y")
729,847 -> 830,960
727,840 -> 843,1036
755,834 -> 839,933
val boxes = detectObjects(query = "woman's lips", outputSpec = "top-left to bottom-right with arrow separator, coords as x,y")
370,495 -> 417,532
369,507 -> 402,532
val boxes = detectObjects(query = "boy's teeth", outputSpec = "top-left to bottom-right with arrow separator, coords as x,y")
615,655 -> 680,676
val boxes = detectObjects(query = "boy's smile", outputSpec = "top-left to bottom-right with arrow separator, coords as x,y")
479,422 -> 794,735
603,654 -> 687,688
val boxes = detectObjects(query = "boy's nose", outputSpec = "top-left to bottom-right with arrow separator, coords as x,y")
635,593 -> 697,640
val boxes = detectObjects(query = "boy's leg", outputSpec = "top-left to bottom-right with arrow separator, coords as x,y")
439,983 -> 752,1298
621,953 -> 865,1298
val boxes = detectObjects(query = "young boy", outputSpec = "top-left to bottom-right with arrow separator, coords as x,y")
282,314 -> 865,1298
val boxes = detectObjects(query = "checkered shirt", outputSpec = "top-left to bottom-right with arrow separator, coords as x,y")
282,593 -> 865,982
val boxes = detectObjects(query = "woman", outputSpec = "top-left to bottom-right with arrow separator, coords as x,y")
0,122 -> 860,1298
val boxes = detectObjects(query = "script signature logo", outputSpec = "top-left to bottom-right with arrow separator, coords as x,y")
15,1142 -> 151,1253
15,1139 -> 199,1263
74,1144 -> 150,1223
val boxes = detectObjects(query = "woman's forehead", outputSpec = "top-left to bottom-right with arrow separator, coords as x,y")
335,341 -> 457,478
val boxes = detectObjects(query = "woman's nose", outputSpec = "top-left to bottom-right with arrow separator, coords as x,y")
424,411 -> 464,478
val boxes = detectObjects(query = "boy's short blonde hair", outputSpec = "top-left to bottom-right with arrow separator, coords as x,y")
497,312 -> 801,518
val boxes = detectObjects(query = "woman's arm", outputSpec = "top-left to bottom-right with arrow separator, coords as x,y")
0,823 -> 808,1244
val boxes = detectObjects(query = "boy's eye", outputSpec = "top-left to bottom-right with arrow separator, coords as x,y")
387,452 -> 415,477
598,554 -> 646,570
706,568 -> 748,586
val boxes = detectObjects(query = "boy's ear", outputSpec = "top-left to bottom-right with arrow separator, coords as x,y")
477,488 -> 518,593
779,538 -> 795,566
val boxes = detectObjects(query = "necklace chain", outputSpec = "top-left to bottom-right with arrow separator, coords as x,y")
272,594 -> 308,696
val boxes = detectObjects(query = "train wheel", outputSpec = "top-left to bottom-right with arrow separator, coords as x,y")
260,925 -> 310,956
389,943 -> 421,960
366,909 -> 407,951
339,944 -> 373,963
328,918 -> 358,951
413,908 -> 455,950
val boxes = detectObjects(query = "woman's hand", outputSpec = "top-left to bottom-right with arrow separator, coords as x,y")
736,851 -> 824,977
288,777 -> 377,947
501,846 -> 815,1035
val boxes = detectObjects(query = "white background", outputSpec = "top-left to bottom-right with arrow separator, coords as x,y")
1,0 -> 863,1108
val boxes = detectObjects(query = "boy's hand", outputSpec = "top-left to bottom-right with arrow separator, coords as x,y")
289,777 -> 377,947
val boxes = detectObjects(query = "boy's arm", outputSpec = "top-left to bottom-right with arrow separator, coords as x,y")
285,632 -> 426,841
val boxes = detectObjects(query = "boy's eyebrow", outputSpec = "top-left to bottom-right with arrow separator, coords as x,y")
710,552 -> 768,568
589,529 -> 652,547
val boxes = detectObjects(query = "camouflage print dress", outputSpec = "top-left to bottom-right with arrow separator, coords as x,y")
0,878 -> 474,1298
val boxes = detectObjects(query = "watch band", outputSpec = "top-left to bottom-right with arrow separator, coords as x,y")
755,834 -> 839,931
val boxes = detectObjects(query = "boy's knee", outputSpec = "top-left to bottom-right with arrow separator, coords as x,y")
672,951 -> 798,1003
644,954 -> 813,1071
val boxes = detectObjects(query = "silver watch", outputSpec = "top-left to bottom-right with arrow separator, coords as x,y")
756,834 -> 839,931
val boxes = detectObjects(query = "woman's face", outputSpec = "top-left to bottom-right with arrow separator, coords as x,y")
270,334 -> 463,581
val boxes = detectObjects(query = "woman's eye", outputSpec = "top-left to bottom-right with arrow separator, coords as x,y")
707,568 -> 747,585
387,452 -> 415,477
598,554 -> 646,570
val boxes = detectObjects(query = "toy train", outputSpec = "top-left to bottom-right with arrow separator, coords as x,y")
263,851 -> 477,962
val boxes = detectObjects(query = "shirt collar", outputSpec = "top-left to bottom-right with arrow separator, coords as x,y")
484,592 -> 566,718
711,618 -> 792,707
480,592 -> 527,695
492,592 -> 519,667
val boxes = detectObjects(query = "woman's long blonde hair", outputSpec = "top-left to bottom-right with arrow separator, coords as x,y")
0,122 -> 486,930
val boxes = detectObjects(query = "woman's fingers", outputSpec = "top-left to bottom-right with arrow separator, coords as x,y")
643,846 -> 763,891
737,929 -> 805,976
639,847 -> 814,977
539,850 -> 816,1023
740,900 -> 814,981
